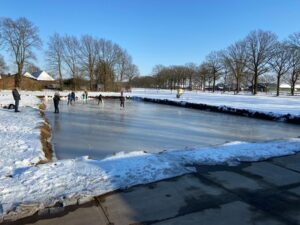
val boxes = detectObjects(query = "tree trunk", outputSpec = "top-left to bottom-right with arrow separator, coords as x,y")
58,64 -> 63,91
253,72 -> 258,95
15,65 -> 22,88
291,83 -> 295,96
236,76 -> 240,94
212,75 -> 216,92
276,74 -> 280,96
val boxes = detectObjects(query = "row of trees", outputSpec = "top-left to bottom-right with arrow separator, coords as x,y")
46,33 -> 139,90
0,17 -> 139,90
132,30 -> 300,96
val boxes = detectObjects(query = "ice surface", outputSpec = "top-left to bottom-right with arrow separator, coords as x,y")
46,99 -> 300,160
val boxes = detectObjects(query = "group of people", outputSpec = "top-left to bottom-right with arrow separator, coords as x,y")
53,91 -> 126,114
11,88 -> 126,114
67,92 -> 76,105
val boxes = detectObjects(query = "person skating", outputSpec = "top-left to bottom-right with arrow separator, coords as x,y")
12,88 -> 21,112
71,91 -> 75,104
53,92 -> 60,113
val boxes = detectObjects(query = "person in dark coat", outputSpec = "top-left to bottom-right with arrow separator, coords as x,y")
97,94 -> 103,105
120,91 -> 125,108
53,92 -> 60,113
12,88 -> 21,112
71,91 -> 76,104
67,93 -> 71,105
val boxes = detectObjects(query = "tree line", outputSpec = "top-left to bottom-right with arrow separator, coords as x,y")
0,17 -> 139,90
132,30 -> 300,96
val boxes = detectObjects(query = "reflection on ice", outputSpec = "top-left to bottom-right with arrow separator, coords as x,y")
46,99 -> 300,160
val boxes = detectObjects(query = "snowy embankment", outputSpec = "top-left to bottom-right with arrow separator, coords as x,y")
0,93 -> 45,176
1,90 -> 300,220
128,89 -> 300,122
1,139 -> 300,219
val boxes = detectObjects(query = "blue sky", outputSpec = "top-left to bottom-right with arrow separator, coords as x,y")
1,0 -> 300,75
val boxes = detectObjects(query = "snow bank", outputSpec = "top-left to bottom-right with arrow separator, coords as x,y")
0,107 -> 45,177
0,91 -> 41,108
1,138 -> 300,217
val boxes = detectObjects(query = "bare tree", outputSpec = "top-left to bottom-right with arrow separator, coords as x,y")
222,41 -> 247,93
79,35 -> 98,90
285,46 -> 300,96
185,63 -> 197,90
0,54 -> 7,74
116,49 -> 132,82
269,42 -> 291,96
24,63 -> 40,74
206,51 -> 223,92
198,63 -> 210,91
46,33 -> 64,90
95,39 -> 123,90
126,63 -> 139,83
62,35 -> 80,90
289,32 -> 300,48
260,74 -> 276,93
0,17 -> 41,87
245,30 -> 277,94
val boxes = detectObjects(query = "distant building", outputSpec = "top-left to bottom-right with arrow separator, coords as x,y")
23,72 -> 36,79
31,71 -> 55,81
280,83 -> 300,89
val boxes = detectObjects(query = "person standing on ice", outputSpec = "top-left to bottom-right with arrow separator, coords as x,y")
71,91 -> 76,104
98,94 -> 103,105
85,90 -> 88,103
53,92 -> 60,113
12,88 -> 21,112
120,91 -> 125,108
67,93 -> 71,105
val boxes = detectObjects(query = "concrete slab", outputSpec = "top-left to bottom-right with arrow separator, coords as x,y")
243,162 -> 300,186
289,186 -> 300,196
20,202 -> 108,225
253,191 -> 300,224
202,170 -> 270,191
97,174 -> 233,225
272,153 -> 300,172
152,201 -> 284,225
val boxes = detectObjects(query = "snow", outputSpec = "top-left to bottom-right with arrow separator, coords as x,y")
0,107 -> 45,176
128,89 -> 300,118
1,139 -> 300,216
1,89 -> 300,219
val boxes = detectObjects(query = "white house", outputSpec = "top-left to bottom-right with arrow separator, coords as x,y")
23,72 -> 37,79
31,71 -> 55,81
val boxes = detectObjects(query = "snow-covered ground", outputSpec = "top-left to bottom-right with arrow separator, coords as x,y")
129,89 -> 300,118
1,89 -> 300,220
2,88 -> 300,118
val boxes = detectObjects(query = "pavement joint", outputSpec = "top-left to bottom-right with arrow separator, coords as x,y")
94,197 -> 114,225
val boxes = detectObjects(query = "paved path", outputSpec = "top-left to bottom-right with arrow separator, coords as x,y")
6,153 -> 300,225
